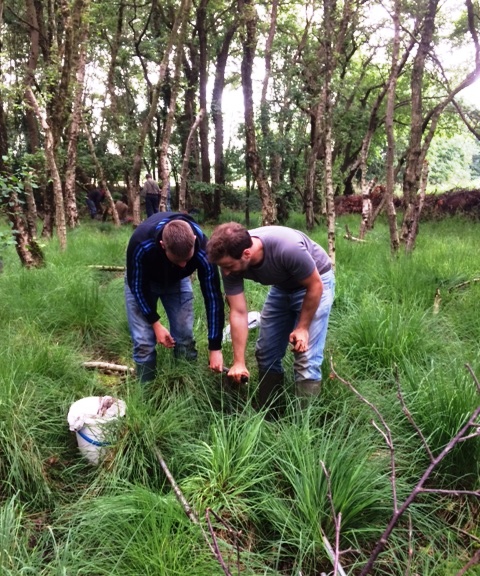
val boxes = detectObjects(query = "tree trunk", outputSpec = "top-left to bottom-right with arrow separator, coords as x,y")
305,104 -> 323,230
131,0 -> 192,223
83,122 -> 121,226
179,110 -> 204,212
238,0 -> 276,226
405,161 -> 428,252
358,179 -> 376,240
64,16 -> 90,228
159,16 -> 187,212
384,0 -> 400,252
322,0 -> 336,266
196,0 -> 214,219
25,87 -> 67,250
260,0 -> 280,212
211,23 -> 238,219
400,0 -> 438,250
0,79 -> 44,268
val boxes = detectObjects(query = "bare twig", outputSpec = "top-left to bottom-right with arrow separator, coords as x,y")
320,461 -> 347,576
154,447 -> 200,526
454,548 -> 480,576
466,363 -> 480,394
448,278 -> 480,293
88,265 -> 126,271
344,224 -> 367,243
358,402 -> 480,576
329,357 -> 398,512
406,513 -> 413,576
419,488 -> 480,497
395,367 -> 434,461
206,508 -> 244,576
330,358 -> 480,576
154,448 -> 239,576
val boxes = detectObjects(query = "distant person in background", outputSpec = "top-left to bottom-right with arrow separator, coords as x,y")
143,173 -> 161,218
86,186 -> 104,219
102,200 -> 131,224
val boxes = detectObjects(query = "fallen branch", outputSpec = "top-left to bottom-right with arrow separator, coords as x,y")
344,224 -> 367,243
82,361 -> 135,375
206,508 -> 243,576
88,265 -> 126,272
454,548 -> 480,576
330,358 -> 480,576
154,448 -> 239,576
329,357 -> 398,512
320,461 -> 348,576
448,278 -> 480,293
433,288 -> 441,315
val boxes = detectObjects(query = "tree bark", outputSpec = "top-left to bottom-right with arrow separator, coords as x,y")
64,12 -> 90,228
400,0 -> 438,250
384,0 -> 400,252
305,103 -> 324,230
238,0 -> 276,226
211,21 -> 238,219
159,13 -> 188,212
196,0 -> 214,218
25,87 -> 67,250
132,0 -> 192,223
179,110 -> 204,212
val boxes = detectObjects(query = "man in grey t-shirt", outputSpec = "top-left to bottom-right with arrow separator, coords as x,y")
207,222 -> 335,412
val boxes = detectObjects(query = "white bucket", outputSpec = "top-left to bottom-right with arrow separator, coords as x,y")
67,396 -> 126,465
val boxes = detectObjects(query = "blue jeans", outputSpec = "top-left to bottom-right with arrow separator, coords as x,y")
145,194 -> 159,218
125,278 -> 196,365
255,269 -> 335,382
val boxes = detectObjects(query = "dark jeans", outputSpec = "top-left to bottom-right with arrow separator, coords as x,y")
145,194 -> 159,218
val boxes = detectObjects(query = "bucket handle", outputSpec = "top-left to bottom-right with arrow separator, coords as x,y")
77,428 -> 110,447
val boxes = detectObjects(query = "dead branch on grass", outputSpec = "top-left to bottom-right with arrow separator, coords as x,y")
329,357 -> 480,576
448,278 -> 480,293
433,288 -> 441,315
320,461 -> 347,576
344,224 -> 367,243
454,548 -> 480,576
154,448 -> 242,576
83,361 -> 135,375
206,508 -> 243,576
88,265 -> 126,272
329,358 -> 398,512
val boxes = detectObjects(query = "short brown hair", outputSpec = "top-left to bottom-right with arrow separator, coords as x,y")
206,222 -> 252,263
162,220 -> 196,259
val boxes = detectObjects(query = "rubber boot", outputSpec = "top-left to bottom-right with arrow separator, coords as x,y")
135,361 -> 157,384
295,379 -> 321,408
258,370 -> 285,418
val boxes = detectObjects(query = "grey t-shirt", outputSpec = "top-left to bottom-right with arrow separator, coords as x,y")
222,226 -> 331,296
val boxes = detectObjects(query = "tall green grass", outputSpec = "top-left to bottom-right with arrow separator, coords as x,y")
0,215 -> 479,574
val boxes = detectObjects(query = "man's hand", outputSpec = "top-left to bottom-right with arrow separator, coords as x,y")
227,362 -> 250,384
208,349 -> 223,372
289,327 -> 309,353
153,322 -> 176,348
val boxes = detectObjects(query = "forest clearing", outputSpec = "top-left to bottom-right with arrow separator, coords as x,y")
1,0 -> 480,572
0,213 -> 479,575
